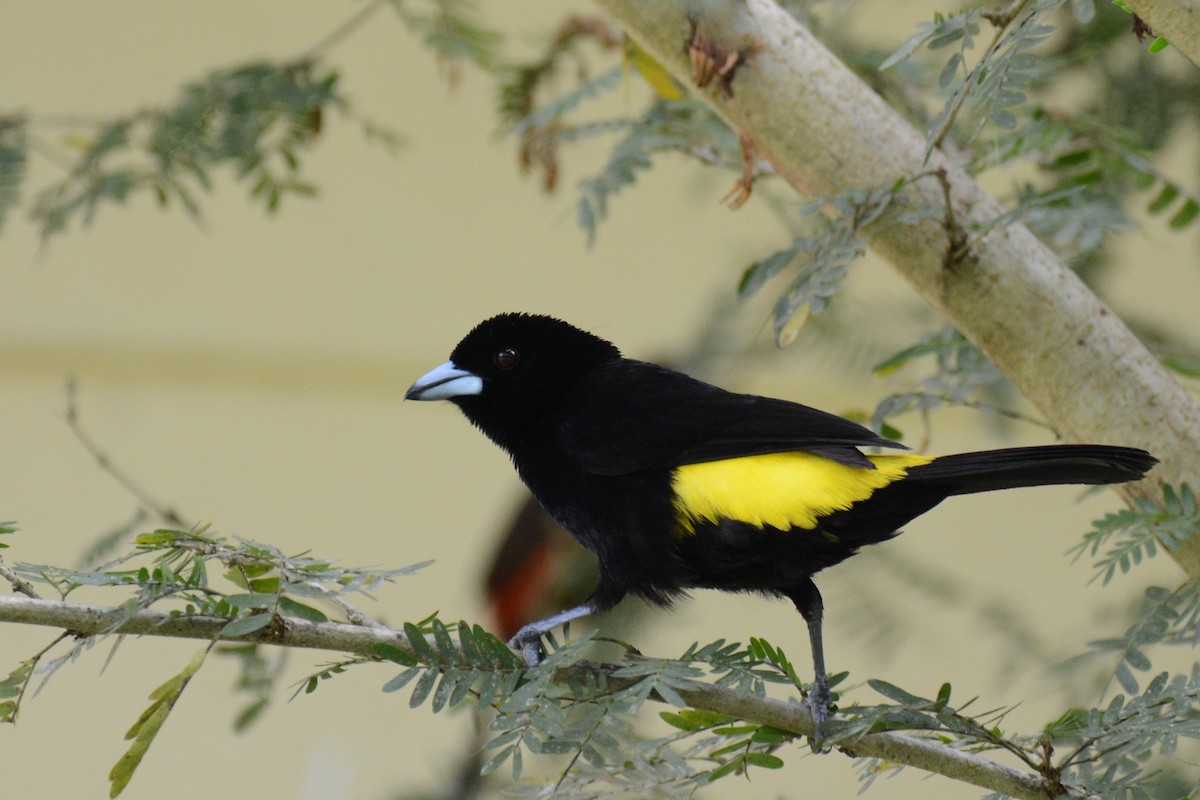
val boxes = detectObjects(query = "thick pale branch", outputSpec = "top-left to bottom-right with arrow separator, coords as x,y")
672,681 -> 1080,800
592,0 -> 1200,575
0,594 -> 388,657
1123,0 -> 1200,68
2,594 -> 1076,798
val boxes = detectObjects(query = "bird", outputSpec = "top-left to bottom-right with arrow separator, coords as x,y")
405,312 -> 1158,741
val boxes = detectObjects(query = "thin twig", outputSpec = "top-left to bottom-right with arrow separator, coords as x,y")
0,554 -> 39,598
64,380 -> 187,526
930,0 -> 1033,151
331,596 -> 391,629
302,0 -> 390,61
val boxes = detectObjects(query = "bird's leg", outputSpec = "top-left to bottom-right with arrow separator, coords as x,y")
787,579 -> 832,749
508,599 -> 600,666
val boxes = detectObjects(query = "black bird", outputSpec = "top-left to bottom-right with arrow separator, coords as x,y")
406,312 -> 1157,739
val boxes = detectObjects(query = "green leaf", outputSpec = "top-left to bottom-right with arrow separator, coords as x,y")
232,699 -> 268,732
510,741 -> 525,778
0,120 -> 26,234
751,726 -> 791,745
133,531 -> 176,546
431,668 -> 460,712
476,670 -> 501,706
1044,707 -> 1088,740
458,621 -> 482,664
660,711 -> 700,730
1168,198 -> 1198,230
869,679 -> 930,705
928,29 -> 965,50
382,667 -> 421,693
1102,693 -> 1126,726
480,744 -> 516,776
1124,646 -> 1152,671
224,593 -> 278,608
220,612 -> 273,637
879,20 -> 940,72
1047,148 -> 1093,169
373,642 -> 418,666
404,621 -> 437,663
1114,660 -> 1138,694
938,52 -> 962,89
109,649 -> 207,797
431,618 -> 457,663
0,659 -> 34,723
409,667 -> 439,708
247,576 -> 281,593
934,682 -> 952,709
278,596 -> 327,623
988,107 -> 1017,130
1147,183 -> 1179,214
449,669 -> 478,707
679,707 -> 734,727
744,752 -> 785,769
738,243 -> 801,298
871,337 -> 942,375
707,757 -> 745,781
655,680 -> 688,708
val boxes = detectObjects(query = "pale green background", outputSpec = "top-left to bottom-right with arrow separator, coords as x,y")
3,2 -> 1195,798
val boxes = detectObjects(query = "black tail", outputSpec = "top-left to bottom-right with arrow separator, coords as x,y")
907,445 -> 1157,495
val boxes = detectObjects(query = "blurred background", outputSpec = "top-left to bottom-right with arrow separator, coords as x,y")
3,1 -> 1198,798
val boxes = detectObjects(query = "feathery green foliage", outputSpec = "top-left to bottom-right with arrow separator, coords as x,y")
30,61 -> 341,241
390,0 -> 502,77
738,187 -> 894,346
1071,484 -> 1200,585
0,658 -> 34,724
576,99 -> 741,245
868,326 -> 1039,442
0,118 -> 25,234
3,523 -> 428,792
109,648 -> 209,798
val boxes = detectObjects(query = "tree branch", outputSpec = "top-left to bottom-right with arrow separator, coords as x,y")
1123,0 -> 1200,68
673,680 -> 1081,800
591,0 -> 1200,575
0,594 -> 389,657
1,594 -> 1078,799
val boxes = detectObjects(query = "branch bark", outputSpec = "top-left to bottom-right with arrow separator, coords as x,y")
591,0 -> 1200,575
1123,0 -> 1200,68
0,593 -> 390,656
1,593 -> 1077,799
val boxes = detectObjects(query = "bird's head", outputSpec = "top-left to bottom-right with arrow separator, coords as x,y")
406,313 -> 621,448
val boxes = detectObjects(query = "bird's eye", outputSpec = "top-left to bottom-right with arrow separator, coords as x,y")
494,348 -> 520,370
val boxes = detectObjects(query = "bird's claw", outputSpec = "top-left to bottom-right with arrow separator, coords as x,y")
508,629 -> 546,667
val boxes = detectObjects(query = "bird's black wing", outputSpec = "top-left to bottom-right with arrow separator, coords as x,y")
558,360 -> 905,476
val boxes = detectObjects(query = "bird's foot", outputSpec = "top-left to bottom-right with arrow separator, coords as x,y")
508,626 -> 547,667
807,681 -> 833,752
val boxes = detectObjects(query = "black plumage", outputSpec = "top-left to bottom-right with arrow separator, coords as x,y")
406,313 -> 1158,740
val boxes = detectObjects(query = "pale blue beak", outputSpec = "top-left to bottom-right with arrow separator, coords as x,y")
405,361 -> 484,401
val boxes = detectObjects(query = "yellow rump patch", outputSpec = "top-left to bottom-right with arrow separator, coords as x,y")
671,452 -> 934,534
